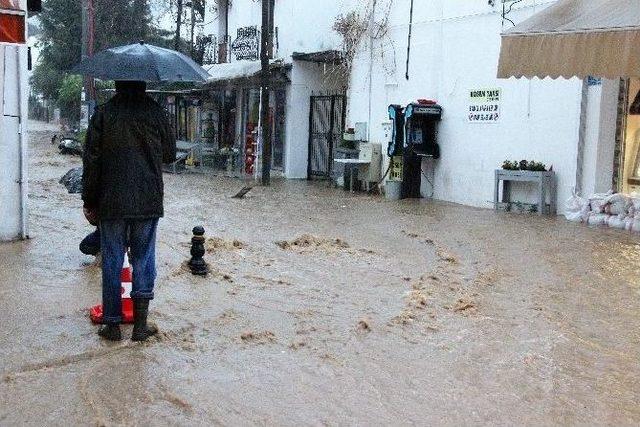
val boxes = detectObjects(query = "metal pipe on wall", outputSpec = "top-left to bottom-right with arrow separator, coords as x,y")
16,45 -> 28,239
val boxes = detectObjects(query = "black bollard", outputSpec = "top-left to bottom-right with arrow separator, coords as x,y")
188,226 -> 209,276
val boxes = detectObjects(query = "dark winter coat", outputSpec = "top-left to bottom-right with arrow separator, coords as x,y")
82,93 -> 176,220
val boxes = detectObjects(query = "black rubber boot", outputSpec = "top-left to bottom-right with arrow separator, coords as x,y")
131,299 -> 158,342
98,323 -> 122,341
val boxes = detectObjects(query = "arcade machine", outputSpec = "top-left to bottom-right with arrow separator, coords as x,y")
388,100 -> 442,199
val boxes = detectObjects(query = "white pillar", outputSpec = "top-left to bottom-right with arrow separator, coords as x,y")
580,79 -> 620,196
0,44 -> 29,241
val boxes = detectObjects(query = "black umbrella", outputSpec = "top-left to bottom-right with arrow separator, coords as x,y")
71,41 -> 210,83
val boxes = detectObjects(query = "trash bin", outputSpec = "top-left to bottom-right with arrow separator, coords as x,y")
385,180 -> 402,200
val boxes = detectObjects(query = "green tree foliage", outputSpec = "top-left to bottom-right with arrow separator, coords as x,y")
38,0 -> 82,72
31,58 -> 65,101
57,74 -> 83,122
30,0 -> 81,110
94,0 -> 153,51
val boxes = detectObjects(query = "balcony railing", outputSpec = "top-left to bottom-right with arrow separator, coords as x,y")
212,26 -> 278,64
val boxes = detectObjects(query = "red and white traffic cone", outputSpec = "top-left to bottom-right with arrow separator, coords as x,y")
90,251 -> 135,324
119,252 -> 134,323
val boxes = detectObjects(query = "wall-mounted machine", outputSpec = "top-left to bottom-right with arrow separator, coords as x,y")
388,100 -> 442,199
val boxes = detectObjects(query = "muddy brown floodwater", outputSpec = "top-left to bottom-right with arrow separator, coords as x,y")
1,122 -> 639,425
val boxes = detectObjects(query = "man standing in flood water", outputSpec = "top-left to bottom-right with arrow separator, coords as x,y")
82,81 -> 176,341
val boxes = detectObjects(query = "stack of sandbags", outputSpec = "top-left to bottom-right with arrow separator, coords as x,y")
586,193 -> 610,226
565,189 -> 588,222
565,190 -> 640,232
59,167 -> 83,194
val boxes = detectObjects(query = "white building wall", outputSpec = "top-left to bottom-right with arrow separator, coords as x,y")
276,0 -> 356,178
348,0 -> 586,212
285,61 -> 345,179
207,0 -> 354,62
0,2 -> 29,240
594,79 -> 621,193
581,83 -> 602,197
223,0 -> 261,47
273,0 -> 353,58
580,79 -> 620,196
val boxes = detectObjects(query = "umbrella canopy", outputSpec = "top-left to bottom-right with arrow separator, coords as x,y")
497,0 -> 640,79
71,42 -> 210,83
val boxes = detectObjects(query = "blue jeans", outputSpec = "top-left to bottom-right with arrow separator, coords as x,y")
100,218 -> 159,323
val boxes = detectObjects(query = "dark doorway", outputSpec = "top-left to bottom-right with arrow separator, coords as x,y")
307,95 -> 345,179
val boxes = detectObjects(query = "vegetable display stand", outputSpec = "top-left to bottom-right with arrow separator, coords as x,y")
494,170 -> 557,216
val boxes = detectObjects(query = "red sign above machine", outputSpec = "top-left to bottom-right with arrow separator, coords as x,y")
0,4 -> 26,44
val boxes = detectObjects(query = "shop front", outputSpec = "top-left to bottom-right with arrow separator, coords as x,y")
498,0 -> 640,198
199,62 -> 290,177
492,0 -> 640,231
198,88 -> 241,174
239,87 -> 286,175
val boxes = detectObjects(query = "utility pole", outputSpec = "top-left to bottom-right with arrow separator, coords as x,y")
175,0 -> 184,51
189,2 -> 195,58
260,0 -> 272,185
81,0 -> 95,127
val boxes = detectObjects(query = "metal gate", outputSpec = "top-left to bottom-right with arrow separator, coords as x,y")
308,95 -> 346,178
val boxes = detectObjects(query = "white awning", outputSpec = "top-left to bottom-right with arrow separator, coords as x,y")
497,0 -> 640,79
204,61 -> 262,84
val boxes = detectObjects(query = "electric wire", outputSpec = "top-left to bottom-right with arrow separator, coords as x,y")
368,161 -> 392,194
502,0 -> 525,27
405,0 -> 414,80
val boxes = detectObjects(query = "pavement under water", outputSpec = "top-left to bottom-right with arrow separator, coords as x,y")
0,123 -> 639,425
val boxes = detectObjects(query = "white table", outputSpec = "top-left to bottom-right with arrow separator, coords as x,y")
494,170 -> 557,215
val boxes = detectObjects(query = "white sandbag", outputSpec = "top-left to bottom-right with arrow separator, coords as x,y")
607,215 -> 627,230
566,191 -> 587,212
588,191 -> 614,213
565,211 -> 583,222
603,193 -> 631,216
564,190 -> 587,222
604,214 -> 614,227
625,216 -> 635,231
580,203 -> 591,222
590,200 -> 604,211
630,197 -> 640,214
632,216 -> 640,233
588,213 -> 609,226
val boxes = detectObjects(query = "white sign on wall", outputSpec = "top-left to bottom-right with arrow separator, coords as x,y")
80,104 -> 89,129
468,88 -> 501,123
